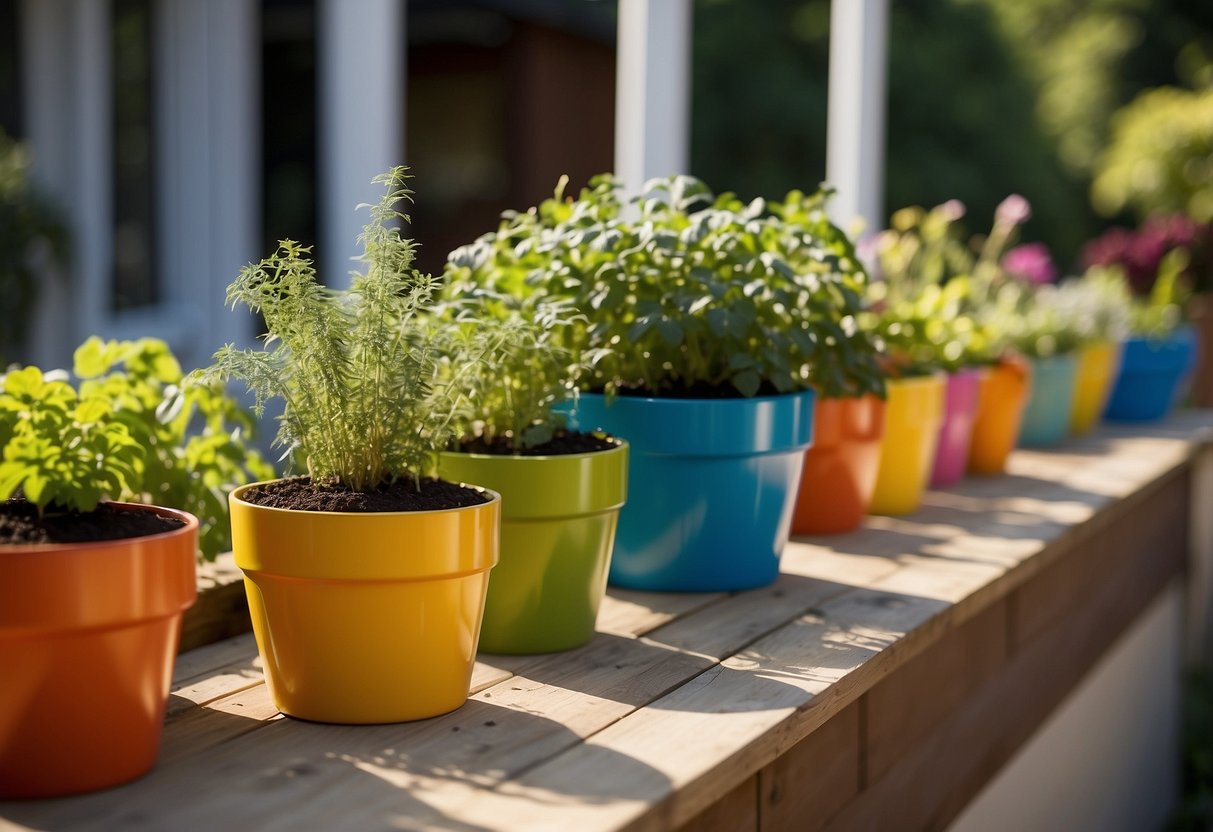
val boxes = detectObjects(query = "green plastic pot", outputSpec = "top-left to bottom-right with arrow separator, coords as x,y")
438,439 -> 628,654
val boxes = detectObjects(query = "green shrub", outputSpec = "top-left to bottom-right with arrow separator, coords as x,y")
0,337 -> 272,560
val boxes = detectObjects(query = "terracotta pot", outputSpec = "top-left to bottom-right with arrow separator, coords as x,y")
968,357 -> 1032,476
792,394 -> 886,535
230,482 -> 500,724
0,504 -> 198,799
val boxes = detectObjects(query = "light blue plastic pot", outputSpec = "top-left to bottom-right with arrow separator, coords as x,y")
1104,327 -> 1197,422
1018,354 -> 1079,448
564,390 -> 816,592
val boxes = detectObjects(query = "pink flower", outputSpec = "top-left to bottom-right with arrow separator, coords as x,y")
1002,243 -> 1056,285
938,199 -> 966,222
995,194 -> 1032,227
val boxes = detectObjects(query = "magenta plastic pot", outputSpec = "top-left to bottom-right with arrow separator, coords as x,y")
930,367 -> 984,488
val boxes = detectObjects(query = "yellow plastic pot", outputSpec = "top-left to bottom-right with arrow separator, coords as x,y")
229,481 -> 500,724
1069,339 -> 1122,435
869,374 -> 946,516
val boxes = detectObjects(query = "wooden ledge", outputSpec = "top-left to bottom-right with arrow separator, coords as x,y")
6,412 -> 1213,831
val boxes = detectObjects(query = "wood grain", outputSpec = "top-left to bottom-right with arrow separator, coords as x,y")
1,415 -> 1208,832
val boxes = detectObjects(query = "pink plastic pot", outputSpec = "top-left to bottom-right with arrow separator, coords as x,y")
930,367 -> 985,488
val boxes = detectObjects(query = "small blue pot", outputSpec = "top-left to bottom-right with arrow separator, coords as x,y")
1018,354 -> 1079,448
564,390 -> 816,592
1103,327 -> 1197,422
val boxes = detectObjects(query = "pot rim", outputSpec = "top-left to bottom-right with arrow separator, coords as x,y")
230,478 -> 502,517
0,501 -> 199,552
440,436 -> 628,463
576,388 -> 816,408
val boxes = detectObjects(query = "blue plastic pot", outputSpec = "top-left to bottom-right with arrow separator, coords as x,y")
1018,354 -> 1079,448
564,390 -> 815,592
1103,327 -> 1197,422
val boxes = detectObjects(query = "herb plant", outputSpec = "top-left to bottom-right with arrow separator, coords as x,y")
201,167 -> 496,491
443,293 -> 586,452
445,175 -> 885,400
0,337 -> 272,559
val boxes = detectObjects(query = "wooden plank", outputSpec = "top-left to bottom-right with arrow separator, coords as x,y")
759,702 -> 860,832
676,776 -> 758,832
2,418 -> 1209,832
863,600 -> 1009,783
596,588 -> 728,638
180,553 -> 251,653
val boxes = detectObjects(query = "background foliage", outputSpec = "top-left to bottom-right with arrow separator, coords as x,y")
692,0 -> 1213,269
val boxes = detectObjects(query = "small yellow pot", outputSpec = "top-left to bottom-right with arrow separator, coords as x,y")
1069,339 -> 1122,435
229,481 -> 500,724
869,374 -> 946,516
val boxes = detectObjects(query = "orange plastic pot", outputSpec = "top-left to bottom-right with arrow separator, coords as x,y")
230,482 -> 500,724
1069,339 -> 1122,435
968,357 -> 1032,475
869,375 -> 946,516
0,504 -> 198,799
792,394 -> 886,534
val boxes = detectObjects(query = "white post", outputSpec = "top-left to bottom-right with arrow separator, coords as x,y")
614,0 -> 692,191
319,0 -> 404,287
21,0 -> 109,369
825,0 -> 889,239
158,0 -> 260,366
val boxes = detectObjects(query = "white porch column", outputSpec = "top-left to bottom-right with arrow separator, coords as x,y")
319,0 -> 404,286
825,0 -> 889,238
21,0 -> 110,369
613,0 -> 692,190
158,0 -> 260,365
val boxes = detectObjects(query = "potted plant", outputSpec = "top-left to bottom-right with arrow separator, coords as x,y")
448,175 -> 884,590
434,293 -> 628,654
1034,268 -> 1131,435
201,168 -> 501,724
1102,250 -> 1198,421
0,336 -> 267,798
867,199 -> 1005,497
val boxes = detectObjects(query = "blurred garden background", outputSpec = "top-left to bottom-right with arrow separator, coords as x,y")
3,0 -> 1213,371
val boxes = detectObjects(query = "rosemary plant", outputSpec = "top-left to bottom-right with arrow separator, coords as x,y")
443,292 -> 588,452
200,167 -> 496,491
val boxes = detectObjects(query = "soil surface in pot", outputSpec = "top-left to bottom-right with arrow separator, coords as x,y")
240,477 -> 490,513
456,430 -> 616,456
0,500 -> 184,545
614,381 -> 783,399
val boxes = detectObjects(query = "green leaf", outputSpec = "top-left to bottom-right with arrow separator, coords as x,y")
731,369 -> 762,397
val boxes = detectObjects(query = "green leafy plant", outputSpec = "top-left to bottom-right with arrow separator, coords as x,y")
200,166 -> 496,491
1129,248 -> 1191,338
1039,268 -> 1133,347
867,200 -> 1008,373
0,337 -> 272,559
443,293 -> 587,452
445,174 -> 885,400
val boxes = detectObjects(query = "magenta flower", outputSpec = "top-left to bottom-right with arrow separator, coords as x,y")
1002,243 -> 1057,285
995,194 -> 1032,227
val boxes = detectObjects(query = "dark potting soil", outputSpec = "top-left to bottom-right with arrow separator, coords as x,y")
240,477 -> 491,513
614,380 -> 783,399
456,430 -> 617,457
0,500 -> 185,545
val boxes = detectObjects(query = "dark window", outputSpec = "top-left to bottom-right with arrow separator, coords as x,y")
262,0 -> 318,254
110,0 -> 158,311
0,0 -> 23,139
